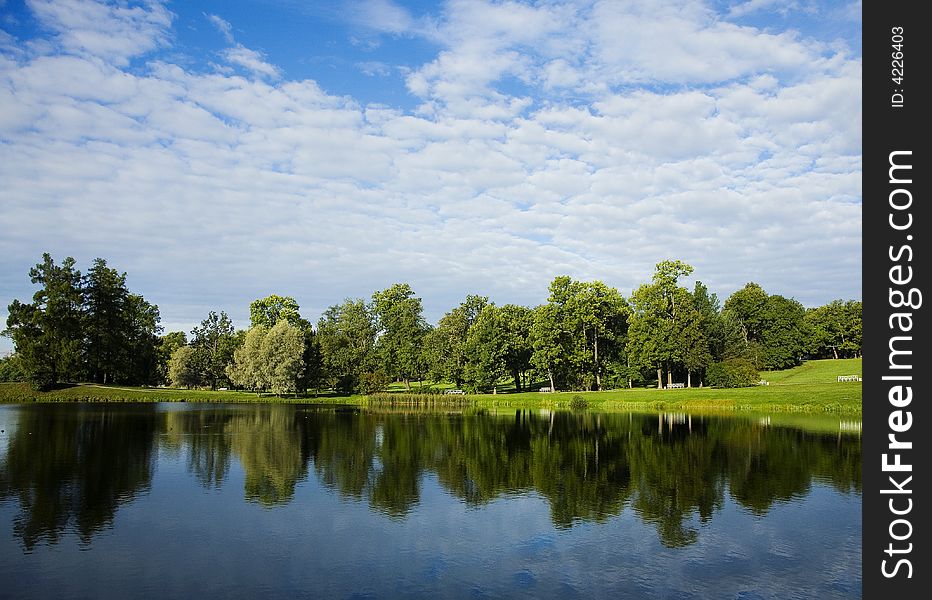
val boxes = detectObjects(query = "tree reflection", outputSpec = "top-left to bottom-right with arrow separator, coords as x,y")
0,405 -> 157,550
0,405 -> 861,549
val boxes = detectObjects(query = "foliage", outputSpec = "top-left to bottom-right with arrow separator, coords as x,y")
227,325 -> 270,392
249,294 -> 301,328
158,331 -> 187,384
530,277 -> 628,392
706,359 -> 759,388
190,311 -> 237,390
422,294 -> 487,387
569,395 -> 588,410
226,321 -> 306,396
372,283 -> 429,390
4,254 -> 85,389
360,371 -> 391,394
627,261 -> 706,388
168,346 -> 200,389
0,354 -> 24,382
804,300 -> 862,359
317,298 -> 376,393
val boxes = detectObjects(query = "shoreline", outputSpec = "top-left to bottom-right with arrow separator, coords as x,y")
0,380 -> 862,416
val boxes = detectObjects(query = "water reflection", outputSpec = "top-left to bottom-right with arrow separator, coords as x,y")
0,404 -> 861,551
0,404 -> 157,550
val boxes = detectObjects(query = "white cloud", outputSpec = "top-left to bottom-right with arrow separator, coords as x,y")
221,45 -> 281,80
25,0 -> 172,66
205,13 -> 235,44
0,0 -> 861,347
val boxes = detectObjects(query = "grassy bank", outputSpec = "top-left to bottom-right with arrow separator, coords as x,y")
0,359 -> 861,415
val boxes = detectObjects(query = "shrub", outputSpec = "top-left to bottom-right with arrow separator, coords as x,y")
707,359 -> 759,388
569,394 -> 589,410
360,371 -> 391,394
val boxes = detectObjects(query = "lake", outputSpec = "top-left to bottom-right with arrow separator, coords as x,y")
0,403 -> 861,598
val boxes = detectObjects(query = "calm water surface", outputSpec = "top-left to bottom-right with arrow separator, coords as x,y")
0,403 -> 861,599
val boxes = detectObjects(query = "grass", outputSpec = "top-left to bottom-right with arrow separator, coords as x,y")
760,358 -> 861,384
0,358 -> 861,416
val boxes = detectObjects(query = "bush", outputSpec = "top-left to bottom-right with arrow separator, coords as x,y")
0,354 -> 24,383
360,371 -> 391,394
569,394 -> 589,410
707,359 -> 759,388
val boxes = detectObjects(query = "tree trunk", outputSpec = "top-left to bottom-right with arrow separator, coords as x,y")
404,378 -> 410,391
657,368 -> 663,389
666,364 -> 673,389
594,336 -> 601,391
512,368 -> 521,392
687,371 -> 692,388
548,369 -> 555,391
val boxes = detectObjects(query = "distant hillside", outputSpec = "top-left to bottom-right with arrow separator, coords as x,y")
761,358 -> 862,385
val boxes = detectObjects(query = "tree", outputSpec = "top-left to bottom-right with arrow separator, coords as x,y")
0,354 -> 24,382
498,304 -> 533,392
759,295 -> 806,369
82,258 -> 129,384
190,311 -> 237,390
529,277 -> 628,391
317,299 -> 376,393
4,254 -> 84,389
262,320 -> 306,396
249,294 -> 301,328
627,261 -> 706,388
463,304 -> 505,392
422,294 -> 487,387
371,284 -> 428,390
530,303 -> 565,391
724,284 -> 806,370
805,300 -> 862,359
227,325 -> 270,392
158,331 -> 188,385
168,346 -> 199,389
122,293 -> 163,385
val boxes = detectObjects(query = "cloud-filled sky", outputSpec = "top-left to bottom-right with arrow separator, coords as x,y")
0,0 -> 861,350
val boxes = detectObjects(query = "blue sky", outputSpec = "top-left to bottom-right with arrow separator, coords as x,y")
0,0 -> 861,350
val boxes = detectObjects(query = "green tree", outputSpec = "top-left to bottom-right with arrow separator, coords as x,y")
190,311 -> 237,390
627,261 -> 706,388
529,303 -> 565,391
249,294 -> 302,328
371,283 -> 428,390
759,295 -> 806,369
422,294 -> 488,387
227,325 -> 270,392
498,304 -> 533,392
317,299 -> 376,393
157,331 -> 187,384
0,354 -> 24,382
168,345 -> 200,388
262,320 -> 306,396
805,299 -> 862,359
82,258 -> 129,384
4,254 -> 84,389
463,304 -> 505,392
529,277 -> 629,391
121,293 -> 163,385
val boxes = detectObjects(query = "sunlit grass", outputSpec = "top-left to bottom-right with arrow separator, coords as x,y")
0,359 -> 861,415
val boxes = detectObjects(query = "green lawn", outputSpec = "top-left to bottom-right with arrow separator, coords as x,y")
0,358 -> 862,415
761,358 -> 862,384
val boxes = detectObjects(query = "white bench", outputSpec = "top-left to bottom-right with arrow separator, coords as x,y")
444,389 -> 465,395
666,383 -> 685,389
539,386 -> 554,392
837,375 -> 861,382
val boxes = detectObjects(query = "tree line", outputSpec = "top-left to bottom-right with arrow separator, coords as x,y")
2,254 -> 862,393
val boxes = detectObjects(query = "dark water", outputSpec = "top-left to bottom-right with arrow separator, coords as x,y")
0,403 -> 860,599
